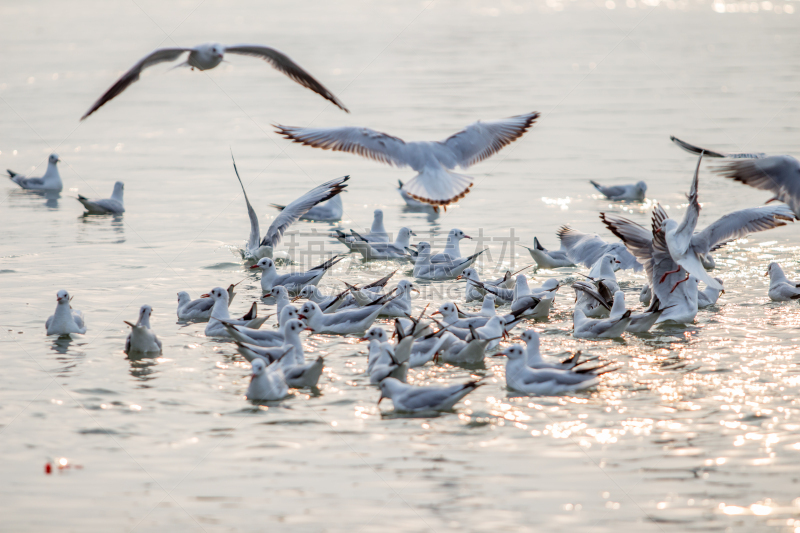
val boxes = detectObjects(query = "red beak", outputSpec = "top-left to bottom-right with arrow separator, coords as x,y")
297,314 -> 306,319
249,265 -> 259,269
431,311 -> 441,316
200,294 -> 210,298
464,235 -> 472,239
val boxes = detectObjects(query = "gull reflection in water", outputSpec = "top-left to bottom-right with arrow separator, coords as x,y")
126,351 -> 160,383
78,214 -> 125,244
8,189 -> 61,209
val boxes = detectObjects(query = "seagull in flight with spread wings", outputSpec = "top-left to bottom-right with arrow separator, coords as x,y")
274,111 -> 539,208
81,43 -> 348,120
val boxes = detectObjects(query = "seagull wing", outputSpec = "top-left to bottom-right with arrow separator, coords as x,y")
670,136 -> 766,159
692,204 -> 795,255
224,45 -> 348,112
81,47 -> 192,120
274,125 -> 413,168
438,112 -> 540,168
600,213 -> 655,280
261,176 -> 349,247
231,153 -> 260,253
715,156 -> 800,216
673,154 -> 703,255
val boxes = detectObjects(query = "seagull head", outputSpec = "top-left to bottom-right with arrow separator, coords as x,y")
210,44 -> 224,59
271,285 -> 289,300
251,258 -> 274,271
280,305 -> 299,325
362,326 -> 388,343
518,329 -> 540,347
450,228 -> 471,241
138,304 -> 153,324
297,301 -> 320,320
49,153 -> 61,165
177,291 -> 191,305
203,287 -> 228,303
494,344 -> 525,360
56,289 -> 70,304
284,319 -> 306,338
636,181 -> 647,192
377,377 -> 401,405
250,358 -> 266,380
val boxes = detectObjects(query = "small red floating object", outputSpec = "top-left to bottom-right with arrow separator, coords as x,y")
45,463 -> 52,474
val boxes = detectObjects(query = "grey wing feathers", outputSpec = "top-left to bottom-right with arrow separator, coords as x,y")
274,125 -> 411,168
441,112 -> 540,168
692,205 -> 795,254
670,136 -> 766,159
224,45 -> 348,112
261,176 -> 349,247
715,156 -> 800,215
81,47 -> 191,120
231,153 -> 260,252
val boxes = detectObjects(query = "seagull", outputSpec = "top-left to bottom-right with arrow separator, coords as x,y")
202,287 -> 268,337
232,154 -> 349,261
77,181 -> 125,214
275,111 -> 540,207
494,345 -> 610,396
671,136 -> 800,216
176,283 -> 239,320
245,358 -> 289,402
557,225 -> 642,272
766,263 -> 800,301
235,318 -> 306,365
46,290 -> 86,336
347,227 -> 416,260
397,179 -> 439,213
590,180 -> 647,201
658,155 -> 794,292
335,270 -> 398,309
269,286 -> 293,324
457,268 -> 517,302
439,331 -> 496,365
124,304 -> 162,354
413,244 -> 487,280
570,255 -> 621,317
378,280 -> 418,318
573,308 -> 631,339
458,293 -> 499,318
251,255 -> 344,295
517,330 -> 593,371
271,193 -> 343,222
377,377 -> 483,413
428,229 -> 472,263
224,305 -> 299,347
296,285 -> 349,313
697,279 -> 724,308
369,343 -> 409,385
608,291 -> 665,333
7,154 -> 62,191
519,237 -> 575,269
81,43 -> 348,120
299,295 -> 396,335
571,281 -> 612,318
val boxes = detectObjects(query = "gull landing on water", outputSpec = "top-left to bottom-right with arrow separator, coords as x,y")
275,111 -> 539,208
81,43 -> 348,120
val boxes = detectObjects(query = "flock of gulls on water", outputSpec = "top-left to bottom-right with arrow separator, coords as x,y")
10,40 -> 800,413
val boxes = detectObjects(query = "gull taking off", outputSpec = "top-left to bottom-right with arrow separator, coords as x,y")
82,43 -> 348,120
519,237 -> 575,269
124,305 -> 162,354
78,181 -> 125,214
46,290 -> 86,336
7,154 -> 62,191
232,154 -> 349,261
275,111 -> 540,207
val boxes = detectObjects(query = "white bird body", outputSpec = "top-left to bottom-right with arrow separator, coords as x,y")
246,358 -> 289,402
519,330 -> 582,371
697,279 -> 724,308
124,305 -> 161,353
46,290 -> 86,335
300,299 -> 389,335
349,227 -> 415,260
458,268 -> 515,302
608,291 -> 663,333
573,308 -> 631,339
177,285 -> 236,321
203,287 -> 267,336
520,237 -> 575,269
590,180 -> 647,201
297,285 -> 347,313
8,154 -> 62,191
276,112 -> 540,207
82,43 -> 348,120
224,306 -> 298,347
413,243 -> 486,280
766,263 -> 800,301
557,225 -> 642,272
498,345 -> 599,395
428,229 -> 471,263
252,255 -> 342,295
78,181 -> 125,214
378,377 -> 482,413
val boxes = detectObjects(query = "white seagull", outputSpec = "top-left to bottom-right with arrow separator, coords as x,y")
519,237 -> 576,269
176,283 -> 238,321
202,287 -> 268,337
275,111 -> 540,207
78,181 -> 125,214
347,227 -> 416,260
251,255 -> 344,295
672,136 -> 800,217
7,154 -> 62,191
124,304 -> 162,354
766,263 -> 800,301
377,377 -> 483,413
82,42 -> 348,120
573,308 -> 631,339
517,330 -> 590,371
557,225 -> 642,272
233,154 -> 349,261
608,291 -> 665,333
224,305 -> 298,347
495,345 -> 608,396
413,243 -> 487,280
299,296 -> 395,335
457,268 -> 516,302
590,180 -> 647,201
245,358 -> 289,402
46,290 -> 87,336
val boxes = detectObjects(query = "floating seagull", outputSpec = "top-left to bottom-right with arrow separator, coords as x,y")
299,295 -> 396,335
275,111 -> 540,207
458,293 -> 499,318
671,136 -> 800,217
766,263 -> 800,301
369,342 -> 408,385
296,285 -> 349,313
251,255 -> 344,295
232,154 -> 349,261
608,291 -> 665,333
235,318 -> 306,366
517,330 -> 592,371
573,308 -> 631,339
457,268 -> 516,302
46,290 -> 86,336
124,304 -> 162,354
246,358 -> 289,402
494,345 -> 610,396
176,283 -> 239,321
377,377 -> 483,412
347,227 -> 416,260
427,229 -> 472,263
203,287 -> 267,336
82,43 -> 348,120
7,154 -> 62,191
78,181 -> 125,214
590,180 -> 647,201
519,237 -> 575,269
571,281 -> 612,318
557,225 -> 642,272
271,193 -> 343,222
658,155 -> 793,292
413,243 -> 487,280
224,305 -> 299,347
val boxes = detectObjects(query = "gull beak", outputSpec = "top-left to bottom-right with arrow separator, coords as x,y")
358,337 -> 368,342
123,321 -> 135,328
455,275 -> 462,280
297,314 -> 306,320
654,227 -> 662,234
305,327 -> 314,332
249,265 -> 259,269
412,288 -> 420,295
492,352 -> 507,357
291,295 -> 302,302
431,311 -> 441,316
764,270 -> 769,277
721,290 -> 726,294
410,231 -> 417,236
615,259 -> 621,264
200,293 -> 210,298
464,235 -> 472,240
377,393 -> 386,405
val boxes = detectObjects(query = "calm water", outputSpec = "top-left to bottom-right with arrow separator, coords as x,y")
2,0 -> 800,530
